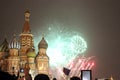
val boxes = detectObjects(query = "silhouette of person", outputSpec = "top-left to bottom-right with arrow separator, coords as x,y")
70,76 -> 80,80
34,74 -> 50,80
0,70 -> 16,80
53,77 -> 57,80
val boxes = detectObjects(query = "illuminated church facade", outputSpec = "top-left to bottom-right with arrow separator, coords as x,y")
0,11 -> 49,79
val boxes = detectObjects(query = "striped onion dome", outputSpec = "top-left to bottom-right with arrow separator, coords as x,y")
0,38 -> 9,52
9,34 -> 20,49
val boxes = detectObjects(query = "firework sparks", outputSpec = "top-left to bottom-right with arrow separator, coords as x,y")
34,22 -> 94,80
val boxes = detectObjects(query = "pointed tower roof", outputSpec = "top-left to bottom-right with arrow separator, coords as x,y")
9,34 -> 20,49
0,38 -> 9,52
22,10 -> 31,33
38,36 -> 48,49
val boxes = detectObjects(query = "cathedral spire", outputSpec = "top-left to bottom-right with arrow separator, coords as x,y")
22,10 -> 31,33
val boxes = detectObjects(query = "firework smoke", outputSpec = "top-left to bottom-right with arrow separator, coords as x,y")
34,22 -> 94,79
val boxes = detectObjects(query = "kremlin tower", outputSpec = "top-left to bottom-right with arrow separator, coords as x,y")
36,36 -> 49,75
0,10 -> 50,80
7,34 -> 20,75
0,38 -> 9,71
19,10 -> 34,62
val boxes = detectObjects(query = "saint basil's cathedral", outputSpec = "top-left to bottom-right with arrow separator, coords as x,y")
0,11 -> 50,80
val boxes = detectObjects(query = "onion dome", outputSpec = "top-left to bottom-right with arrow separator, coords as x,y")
0,38 -> 9,52
38,37 -> 48,49
9,34 -> 20,49
22,10 -> 31,33
27,48 -> 36,58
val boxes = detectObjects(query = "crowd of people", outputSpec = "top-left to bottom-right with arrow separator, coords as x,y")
0,70 -> 81,80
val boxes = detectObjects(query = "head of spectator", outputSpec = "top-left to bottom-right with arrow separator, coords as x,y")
70,76 -> 80,80
34,74 -> 50,80
53,77 -> 57,80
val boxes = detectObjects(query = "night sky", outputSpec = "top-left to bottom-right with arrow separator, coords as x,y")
0,0 -> 120,79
